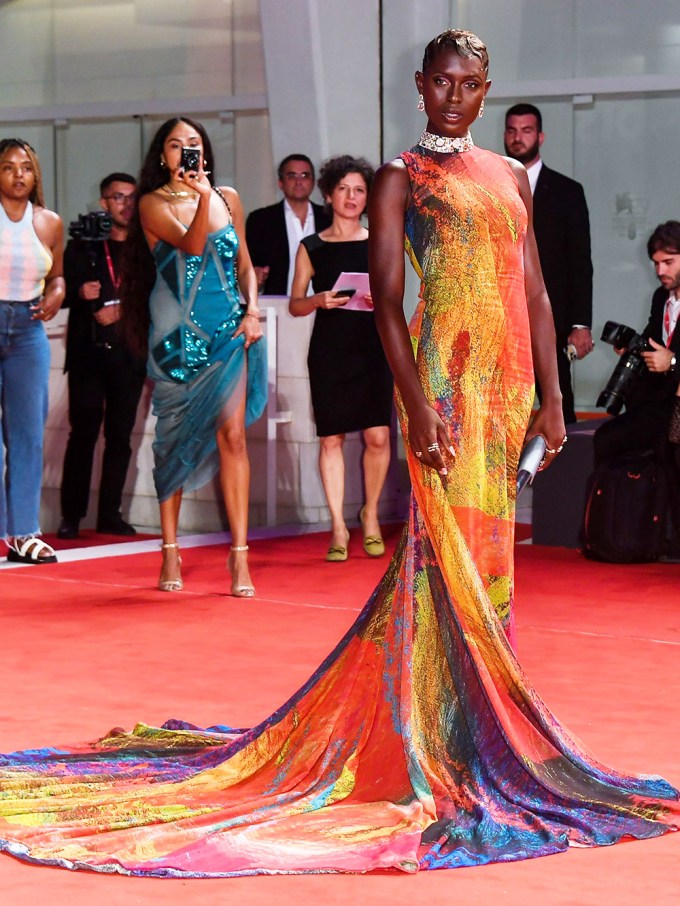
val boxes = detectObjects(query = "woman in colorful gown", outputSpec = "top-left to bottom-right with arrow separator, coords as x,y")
122,117 -> 267,596
289,155 -> 393,561
0,33 -> 677,878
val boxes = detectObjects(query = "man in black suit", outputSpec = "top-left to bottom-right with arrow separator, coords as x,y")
246,154 -> 331,295
57,173 -> 146,539
504,104 -> 594,424
594,221 -> 680,468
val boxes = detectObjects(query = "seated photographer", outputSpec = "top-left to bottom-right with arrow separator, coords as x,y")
58,173 -> 146,539
594,222 -> 680,476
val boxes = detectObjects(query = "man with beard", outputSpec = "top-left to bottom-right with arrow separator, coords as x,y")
504,103 -> 593,423
593,221 -> 680,467
57,173 -> 146,539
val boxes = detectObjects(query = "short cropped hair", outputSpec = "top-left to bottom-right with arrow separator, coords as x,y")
421,30 -> 489,74
647,221 -> 680,258
317,155 -> 375,199
277,154 -> 315,181
100,172 -> 136,196
505,103 -> 543,132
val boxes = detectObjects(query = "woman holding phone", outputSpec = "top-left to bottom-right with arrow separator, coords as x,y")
289,155 -> 393,561
122,117 -> 266,595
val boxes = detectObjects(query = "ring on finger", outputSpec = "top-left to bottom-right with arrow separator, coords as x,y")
546,447 -> 557,455
415,451 -> 423,459
427,442 -> 440,453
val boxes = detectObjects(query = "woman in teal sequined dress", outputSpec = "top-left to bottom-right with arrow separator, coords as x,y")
123,117 -> 267,596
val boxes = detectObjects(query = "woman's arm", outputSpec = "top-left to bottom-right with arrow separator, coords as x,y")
139,172 -> 214,257
288,242 -> 351,317
224,186 -> 263,348
509,159 -> 566,459
34,209 -> 65,319
368,160 -> 452,475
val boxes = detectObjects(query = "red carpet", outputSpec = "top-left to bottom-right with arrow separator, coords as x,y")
0,530 -> 678,905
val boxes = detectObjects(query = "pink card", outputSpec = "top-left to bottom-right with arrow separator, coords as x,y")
331,272 -> 373,311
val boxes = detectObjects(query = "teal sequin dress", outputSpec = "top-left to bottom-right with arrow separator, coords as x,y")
148,223 -> 267,501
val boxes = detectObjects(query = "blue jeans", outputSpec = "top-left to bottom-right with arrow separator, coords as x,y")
0,299 -> 50,538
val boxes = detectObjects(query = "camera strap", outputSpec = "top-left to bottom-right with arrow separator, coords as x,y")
103,240 -> 121,295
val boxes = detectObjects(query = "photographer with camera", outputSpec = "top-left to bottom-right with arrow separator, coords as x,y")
57,173 -> 145,540
593,221 -> 680,470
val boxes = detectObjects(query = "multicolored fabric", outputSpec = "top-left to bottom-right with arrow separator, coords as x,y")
0,147 -> 677,878
147,223 -> 267,501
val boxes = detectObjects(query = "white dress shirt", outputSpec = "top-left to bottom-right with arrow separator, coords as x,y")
525,159 -> 543,196
663,290 -> 680,346
284,199 -> 315,295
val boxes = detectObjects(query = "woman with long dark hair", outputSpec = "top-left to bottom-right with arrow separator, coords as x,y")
0,138 -> 64,564
122,116 -> 266,595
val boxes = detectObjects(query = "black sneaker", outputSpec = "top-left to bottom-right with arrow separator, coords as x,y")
57,518 -> 80,540
96,514 -> 137,536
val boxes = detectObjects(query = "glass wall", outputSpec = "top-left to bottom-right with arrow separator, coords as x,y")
0,0 -> 274,221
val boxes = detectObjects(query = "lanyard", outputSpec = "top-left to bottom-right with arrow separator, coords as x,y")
103,241 -> 121,294
664,295 -> 678,347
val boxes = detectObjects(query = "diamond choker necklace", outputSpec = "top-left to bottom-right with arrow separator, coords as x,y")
418,130 -> 474,153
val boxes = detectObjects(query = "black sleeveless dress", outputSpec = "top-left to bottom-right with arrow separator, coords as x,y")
302,234 -> 393,437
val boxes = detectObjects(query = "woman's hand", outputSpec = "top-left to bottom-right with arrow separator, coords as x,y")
314,290 -> 353,310
407,401 -> 455,476
233,312 -> 263,350
525,400 -> 567,471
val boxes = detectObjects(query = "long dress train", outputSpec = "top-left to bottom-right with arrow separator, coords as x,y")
0,147 -> 676,878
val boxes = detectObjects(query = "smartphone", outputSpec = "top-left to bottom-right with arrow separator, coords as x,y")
180,147 -> 201,173
333,288 -> 356,299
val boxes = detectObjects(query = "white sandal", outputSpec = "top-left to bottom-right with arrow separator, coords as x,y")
7,535 -> 57,565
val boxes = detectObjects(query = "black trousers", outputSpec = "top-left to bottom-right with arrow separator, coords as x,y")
535,339 -> 576,425
60,349 -> 145,523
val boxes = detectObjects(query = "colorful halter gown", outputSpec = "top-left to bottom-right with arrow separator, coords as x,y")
148,222 -> 267,500
0,146 -> 676,877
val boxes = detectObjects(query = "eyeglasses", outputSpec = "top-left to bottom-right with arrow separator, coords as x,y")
282,171 -> 312,181
104,191 -> 135,203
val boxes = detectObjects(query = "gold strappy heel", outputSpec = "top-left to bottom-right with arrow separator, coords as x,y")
159,542 -> 183,592
228,545 -> 255,598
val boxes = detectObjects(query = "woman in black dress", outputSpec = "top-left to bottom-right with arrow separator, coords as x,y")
289,156 -> 393,561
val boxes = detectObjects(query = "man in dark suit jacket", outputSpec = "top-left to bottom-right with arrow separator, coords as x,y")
504,104 -> 594,423
594,221 -> 680,469
246,154 -> 331,296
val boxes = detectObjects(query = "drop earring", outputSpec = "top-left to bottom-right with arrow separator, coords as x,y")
417,94 -> 425,112
478,99 -> 485,118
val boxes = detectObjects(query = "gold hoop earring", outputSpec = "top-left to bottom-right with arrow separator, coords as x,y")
417,94 -> 425,112
478,99 -> 485,118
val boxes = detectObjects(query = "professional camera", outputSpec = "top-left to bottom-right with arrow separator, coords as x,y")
596,320 -> 651,415
68,211 -> 112,242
